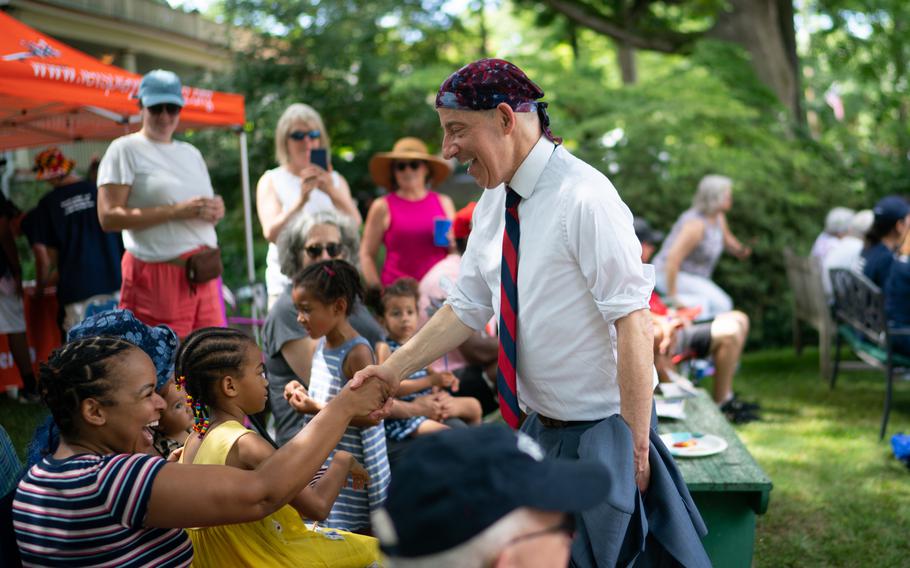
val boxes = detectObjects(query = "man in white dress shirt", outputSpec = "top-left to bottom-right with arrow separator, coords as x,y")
355,59 -> 708,567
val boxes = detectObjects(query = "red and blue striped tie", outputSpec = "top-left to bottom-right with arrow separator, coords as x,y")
498,186 -> 522,428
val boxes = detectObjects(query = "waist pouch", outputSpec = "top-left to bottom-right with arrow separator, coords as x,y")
185,248 -> 222,284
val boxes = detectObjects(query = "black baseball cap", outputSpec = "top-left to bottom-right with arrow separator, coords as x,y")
633,217 -> 665,244
373,424 -> 610,558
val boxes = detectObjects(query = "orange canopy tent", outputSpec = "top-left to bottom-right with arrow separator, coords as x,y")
0,11 -> 245,147
0,11 -> 259,330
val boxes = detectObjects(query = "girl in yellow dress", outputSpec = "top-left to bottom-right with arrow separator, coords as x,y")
177,327 -> 381,567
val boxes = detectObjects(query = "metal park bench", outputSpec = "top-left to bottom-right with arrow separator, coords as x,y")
829,268 -> 910,440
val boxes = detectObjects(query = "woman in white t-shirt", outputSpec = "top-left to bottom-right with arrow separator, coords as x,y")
97,69 -> 226,337
256,103 -> 361,308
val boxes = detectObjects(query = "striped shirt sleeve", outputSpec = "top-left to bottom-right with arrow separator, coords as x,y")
98,454 -> 167,528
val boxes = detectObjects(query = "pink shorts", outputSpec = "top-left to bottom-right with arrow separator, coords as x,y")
119,250 -> 226,338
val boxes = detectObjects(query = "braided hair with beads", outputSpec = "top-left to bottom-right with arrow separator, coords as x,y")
174,327 -> 257,437
39,336 -> 136,437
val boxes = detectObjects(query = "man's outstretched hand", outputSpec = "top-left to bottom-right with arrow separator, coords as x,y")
351,364 -> 401,421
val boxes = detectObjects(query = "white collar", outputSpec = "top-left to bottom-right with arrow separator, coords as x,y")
507,135 -> 555,200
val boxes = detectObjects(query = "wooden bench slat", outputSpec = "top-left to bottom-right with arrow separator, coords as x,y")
784,247 -> 837,381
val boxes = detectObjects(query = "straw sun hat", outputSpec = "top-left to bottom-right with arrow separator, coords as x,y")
369,137 -> 453,191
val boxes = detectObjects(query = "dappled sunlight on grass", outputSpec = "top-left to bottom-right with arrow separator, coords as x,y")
712,347 -> 910,566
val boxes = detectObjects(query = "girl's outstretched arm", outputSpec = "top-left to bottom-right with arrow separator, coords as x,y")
143,378 -> 386,529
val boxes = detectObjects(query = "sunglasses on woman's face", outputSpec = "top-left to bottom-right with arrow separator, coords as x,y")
147,104 -> 181,116
289,130 -> 321,141
395,160 -> 424,172
305,242 -> 344,258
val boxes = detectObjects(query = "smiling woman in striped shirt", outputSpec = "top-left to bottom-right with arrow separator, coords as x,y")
12,335 -> 386,567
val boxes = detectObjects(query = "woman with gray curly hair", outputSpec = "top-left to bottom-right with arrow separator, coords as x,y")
262,209 -> 385,445
652,174 -> 751,319
276,209 -> 361,277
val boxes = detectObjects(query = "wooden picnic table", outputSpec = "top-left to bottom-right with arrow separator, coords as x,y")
658,389 -> 773,568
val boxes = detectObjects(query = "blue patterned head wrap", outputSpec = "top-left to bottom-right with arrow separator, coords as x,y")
67,309 -> 179,391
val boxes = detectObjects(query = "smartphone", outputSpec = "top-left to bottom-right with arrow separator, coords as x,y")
309,148 -> 329,170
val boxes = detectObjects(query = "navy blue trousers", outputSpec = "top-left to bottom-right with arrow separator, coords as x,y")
521,405 -> 710,568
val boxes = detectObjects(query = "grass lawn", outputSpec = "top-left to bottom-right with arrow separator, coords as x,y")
701,347 -> 910,567
1,396 -> 48,462
1,346 -> 909,565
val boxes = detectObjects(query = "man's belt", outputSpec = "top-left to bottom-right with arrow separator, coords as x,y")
536,414 -> 601,429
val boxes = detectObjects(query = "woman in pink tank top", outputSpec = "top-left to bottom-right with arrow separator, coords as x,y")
361,137 -> 455,288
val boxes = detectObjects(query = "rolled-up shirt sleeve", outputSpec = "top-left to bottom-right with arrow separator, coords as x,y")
446,233 -> 495,331
564,179 -> 654,324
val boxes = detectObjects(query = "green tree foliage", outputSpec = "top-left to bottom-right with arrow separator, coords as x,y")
803,0 -> 910,196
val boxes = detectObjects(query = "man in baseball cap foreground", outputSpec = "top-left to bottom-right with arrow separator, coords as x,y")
373,424 -> 610,567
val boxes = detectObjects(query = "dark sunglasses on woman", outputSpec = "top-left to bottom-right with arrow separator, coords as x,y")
305,242 -> 344,259
395,160 -> 424,171
147,103 -> 182,116
289,130 -> 321,141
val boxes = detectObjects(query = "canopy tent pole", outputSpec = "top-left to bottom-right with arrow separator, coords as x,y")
238,129 -> 260,341
1,150 -> 14,198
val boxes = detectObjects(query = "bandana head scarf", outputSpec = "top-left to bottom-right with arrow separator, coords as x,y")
67,309 -> 179,392
435,58 -> 561,144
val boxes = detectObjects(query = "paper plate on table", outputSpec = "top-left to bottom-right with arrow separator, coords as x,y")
660,432 -> 728,458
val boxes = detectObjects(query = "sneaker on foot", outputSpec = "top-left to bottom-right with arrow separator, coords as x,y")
721,403 -> 760,424
734,393 -> 761,410
723,395 -> 760,412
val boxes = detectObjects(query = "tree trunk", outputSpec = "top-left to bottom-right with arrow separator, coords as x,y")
541,0 -> 804,121
617,40 -> 637,85
568,22 -> 580,62
776,0 -> 805,126
708,0 -> 801,119
889,16 -> 909,160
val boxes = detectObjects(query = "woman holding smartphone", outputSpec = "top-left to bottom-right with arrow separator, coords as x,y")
360,137 -> 454,289
256,103 -> 361,308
